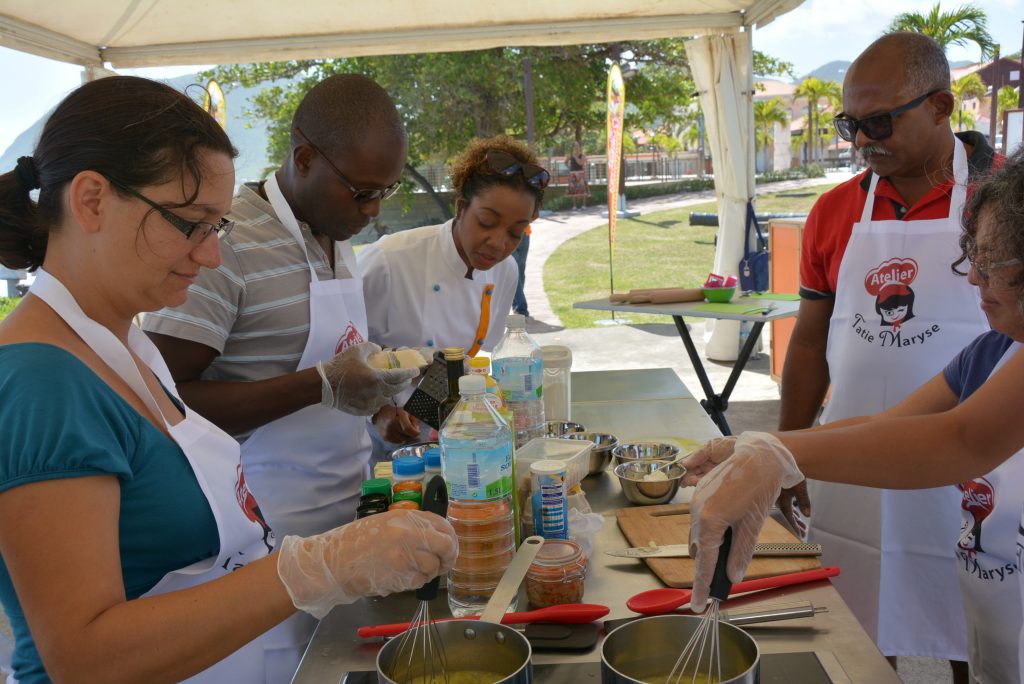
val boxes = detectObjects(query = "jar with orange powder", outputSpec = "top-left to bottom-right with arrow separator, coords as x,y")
525,539 -> 588,609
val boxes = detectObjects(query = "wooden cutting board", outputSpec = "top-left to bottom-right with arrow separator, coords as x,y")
615,503 -> 820,588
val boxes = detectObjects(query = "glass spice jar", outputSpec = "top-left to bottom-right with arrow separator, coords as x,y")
525,539 -> 588,608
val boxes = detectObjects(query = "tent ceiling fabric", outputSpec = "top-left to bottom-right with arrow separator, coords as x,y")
0,0 -> 803,67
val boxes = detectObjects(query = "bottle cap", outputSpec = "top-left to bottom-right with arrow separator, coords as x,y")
458,374 -> 486,394
423,447 -> 442,468
444,346 -> 465,361
506,314 -> 526,329
468,356 -> 490,371
360,478 -> 392,500
393,455 -> 425,476
530,459 -> 568,476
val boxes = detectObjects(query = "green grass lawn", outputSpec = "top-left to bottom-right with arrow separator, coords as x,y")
545,186 -> 835,328
0,297 -> 19,322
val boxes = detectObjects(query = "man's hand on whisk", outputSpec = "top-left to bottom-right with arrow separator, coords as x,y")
687,432 -> 804,612
276,510 -> 459,618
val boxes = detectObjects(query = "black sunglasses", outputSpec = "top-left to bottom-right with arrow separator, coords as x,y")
833,89 -> 943,142
295,127 -> 402,203
485,150 -> 550,190
105,175 -> 233,243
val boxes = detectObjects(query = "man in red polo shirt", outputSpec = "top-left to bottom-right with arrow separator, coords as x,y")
778,32 -> 996,682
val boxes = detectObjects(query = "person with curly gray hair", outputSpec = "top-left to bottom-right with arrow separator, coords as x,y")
685,148 -> 1024,683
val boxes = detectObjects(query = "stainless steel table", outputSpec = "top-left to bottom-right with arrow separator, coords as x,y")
291,368 -> 897,684
573,296 -> 800,435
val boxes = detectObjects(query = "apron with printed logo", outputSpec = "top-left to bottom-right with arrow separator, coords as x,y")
30,269 -> 281,683
809,138 -> 988,657
956,342 -> 1024,683
238,174 -> 371,676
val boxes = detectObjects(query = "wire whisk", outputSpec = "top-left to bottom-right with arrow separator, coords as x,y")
666,527 -> 734,684
389,476 -> 450,684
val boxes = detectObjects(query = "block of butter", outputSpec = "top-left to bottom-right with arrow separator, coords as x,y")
369,348 -> 429,370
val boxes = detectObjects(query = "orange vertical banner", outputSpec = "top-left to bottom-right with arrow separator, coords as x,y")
606,64 -> 625,294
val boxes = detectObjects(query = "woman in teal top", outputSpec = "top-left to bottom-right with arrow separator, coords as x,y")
0,76 -> 457,684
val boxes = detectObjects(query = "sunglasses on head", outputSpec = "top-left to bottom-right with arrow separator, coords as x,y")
833,89 -> 943,143
485,150 -> 550,190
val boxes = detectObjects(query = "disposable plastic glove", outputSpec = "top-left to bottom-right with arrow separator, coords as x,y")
680,436 -> 737,487
687,431 -> 804,612
315,341 -> 418,416
277,510 -> 458,619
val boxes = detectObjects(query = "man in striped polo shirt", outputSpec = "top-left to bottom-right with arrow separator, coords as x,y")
144,74 -> 417,545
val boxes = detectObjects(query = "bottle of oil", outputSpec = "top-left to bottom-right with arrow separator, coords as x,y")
437,346 -> 466,427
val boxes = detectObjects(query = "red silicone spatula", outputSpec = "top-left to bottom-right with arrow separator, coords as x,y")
357,602 -> 610,638
626,566 -> 840,615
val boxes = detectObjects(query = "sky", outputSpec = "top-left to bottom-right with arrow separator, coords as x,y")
1,0 -> 1022,155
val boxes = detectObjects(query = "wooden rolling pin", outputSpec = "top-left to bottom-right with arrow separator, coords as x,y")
627,287 -> 704,304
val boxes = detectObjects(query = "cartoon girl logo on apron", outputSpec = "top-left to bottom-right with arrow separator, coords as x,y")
864,258 -> 918,332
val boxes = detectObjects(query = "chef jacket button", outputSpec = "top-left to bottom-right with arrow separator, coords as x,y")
433,284 -> 441,292
485,287 -> 493,295
426,340 -> 434,347
478,339 -> 485,346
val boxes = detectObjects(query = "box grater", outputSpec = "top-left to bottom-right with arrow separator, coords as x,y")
402,351 -> 450,430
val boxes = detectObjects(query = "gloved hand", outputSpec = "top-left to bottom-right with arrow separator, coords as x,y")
373,404 -> 422,444
316,342 -> 418,416
277,509 -> 458,618
777,480 -> 812,539
680,436 -> 737,487
688,432 -> 804,612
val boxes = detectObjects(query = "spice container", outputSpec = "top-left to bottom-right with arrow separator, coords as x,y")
392,456 -> 426,486
423,447 -> 442,478
525,539 -> 588,608
361,478 -> 392,502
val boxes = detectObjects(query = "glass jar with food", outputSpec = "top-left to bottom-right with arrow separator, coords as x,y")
525,538 -> 588,608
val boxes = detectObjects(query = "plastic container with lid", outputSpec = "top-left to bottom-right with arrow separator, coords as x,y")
525,539 -> 588,608
540,345 -> 572,422
530,460 -> 569,540
360,478 -> 392,502
423,447 -> 442,477
392,456 -> 426,486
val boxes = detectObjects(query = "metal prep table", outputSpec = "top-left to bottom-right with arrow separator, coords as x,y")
291,368 -> 898,683
573,296 -> 800,435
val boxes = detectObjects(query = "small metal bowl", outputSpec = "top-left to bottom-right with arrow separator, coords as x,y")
544,421 -> 586,438
387,441 -> 439,460
562,432 -> 619,476
613,460 -> 686,505
612,442 -> 680,467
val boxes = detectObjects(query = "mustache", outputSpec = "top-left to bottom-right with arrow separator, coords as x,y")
858,144 -> 891,158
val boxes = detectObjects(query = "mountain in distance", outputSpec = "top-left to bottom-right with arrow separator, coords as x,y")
0,72 -> 290,185
799,60 -> 850,84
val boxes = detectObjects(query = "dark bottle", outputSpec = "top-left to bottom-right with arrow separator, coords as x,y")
438,346 -> 466,427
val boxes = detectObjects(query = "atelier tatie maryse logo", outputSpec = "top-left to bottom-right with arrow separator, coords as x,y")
848,257 -> 941,348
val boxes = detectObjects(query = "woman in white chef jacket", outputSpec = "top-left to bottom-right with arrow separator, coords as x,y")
683,149 -> 1024,683
0,76 -> 456,684
360,135 -> 549,445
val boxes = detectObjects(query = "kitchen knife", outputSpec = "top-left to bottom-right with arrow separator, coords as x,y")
606,541 -> 821,559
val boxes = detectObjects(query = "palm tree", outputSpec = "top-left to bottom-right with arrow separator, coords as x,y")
998,86 -> 1020,133
887,3 -> 995,60
951,72 -> 987,130
754,98 -> 790,152
793,77 -> 841,165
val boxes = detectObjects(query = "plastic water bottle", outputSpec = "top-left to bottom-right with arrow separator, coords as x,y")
491,314 -> 545,447
739,320 -> 762,360
440,374 -> 517,617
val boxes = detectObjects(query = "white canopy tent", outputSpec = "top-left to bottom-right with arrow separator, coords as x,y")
0,0 -> 804,359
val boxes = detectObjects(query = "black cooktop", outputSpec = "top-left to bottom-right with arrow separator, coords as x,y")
344,651 -> 833,683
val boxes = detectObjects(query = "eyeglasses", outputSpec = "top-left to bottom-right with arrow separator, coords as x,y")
833,90 -> 942,142
485,150 -> 550,190
294,127 -> 402,203
105,176 -> 233,243
965,239 -> 1022,283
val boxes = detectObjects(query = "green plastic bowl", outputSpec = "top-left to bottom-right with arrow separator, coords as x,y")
702,286 -> 736,303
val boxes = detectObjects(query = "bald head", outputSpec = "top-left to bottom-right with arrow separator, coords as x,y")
847,32 -> 950,100
291,74 -> 406,157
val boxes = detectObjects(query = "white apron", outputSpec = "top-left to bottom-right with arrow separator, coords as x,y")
809,138 -> 987,657
956,342 -> 1024,683
29,269 -> 280,683
238,175 -> 372,675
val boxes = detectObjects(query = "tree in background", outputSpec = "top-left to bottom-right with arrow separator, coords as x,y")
793,77 -> 841,164
754,98 -> 790,152
998,86 -> 1021,135
951,72 -> 986,131
886,3 -> 995,60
